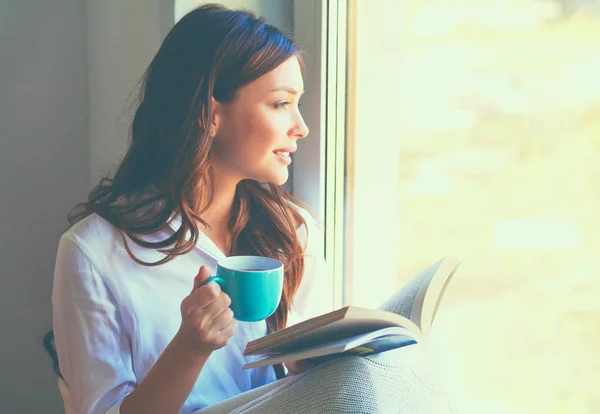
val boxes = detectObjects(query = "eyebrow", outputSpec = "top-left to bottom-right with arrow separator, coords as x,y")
270,87 -> 305,96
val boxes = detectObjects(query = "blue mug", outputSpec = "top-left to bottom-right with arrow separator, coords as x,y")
202,256 -> 284,322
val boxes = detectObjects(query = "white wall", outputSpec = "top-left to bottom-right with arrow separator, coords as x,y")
0,0 -> 89,412
176,0 -> 293,29
88,0 -> 173,184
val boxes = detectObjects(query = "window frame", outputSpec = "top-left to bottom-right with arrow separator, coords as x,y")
292,0 -> 348,309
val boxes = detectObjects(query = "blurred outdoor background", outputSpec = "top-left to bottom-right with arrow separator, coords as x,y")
400,0 -> 600,412
348,0 -> 600,412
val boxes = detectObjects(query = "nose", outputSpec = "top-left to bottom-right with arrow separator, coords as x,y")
291,111 -> 309,139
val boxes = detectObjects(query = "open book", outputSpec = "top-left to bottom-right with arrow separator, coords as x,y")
242,256 -> 460,369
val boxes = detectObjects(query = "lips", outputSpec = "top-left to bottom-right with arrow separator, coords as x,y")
273,147 -> 297,156
273,147 -> 295,165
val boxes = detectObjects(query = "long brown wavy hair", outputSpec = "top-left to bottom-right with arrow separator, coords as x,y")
44,3 -> 310,377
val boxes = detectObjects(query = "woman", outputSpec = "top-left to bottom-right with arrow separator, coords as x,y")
49,4 -> 330,413
47,4 -> 458,414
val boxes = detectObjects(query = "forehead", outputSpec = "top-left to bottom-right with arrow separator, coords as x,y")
239,57 -> 304,96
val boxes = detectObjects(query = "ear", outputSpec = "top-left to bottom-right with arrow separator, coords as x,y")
208,97 -> 222,138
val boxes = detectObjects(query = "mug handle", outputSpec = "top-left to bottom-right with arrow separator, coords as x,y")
201,276 -> 225,288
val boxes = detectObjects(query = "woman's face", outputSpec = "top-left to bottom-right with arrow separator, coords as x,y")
210,56 -> 309,186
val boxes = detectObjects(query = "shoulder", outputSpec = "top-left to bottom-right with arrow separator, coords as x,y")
52,215 -> 124,308
60,213 -> 170,270
53,215 -> 129,291
60,213 -> 122,261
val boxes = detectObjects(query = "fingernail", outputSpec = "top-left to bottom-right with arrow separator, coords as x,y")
209,282 -> 221,294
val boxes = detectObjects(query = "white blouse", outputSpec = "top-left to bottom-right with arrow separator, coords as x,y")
51,206 -> 330,414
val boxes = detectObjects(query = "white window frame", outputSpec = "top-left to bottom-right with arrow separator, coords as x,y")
293,0 -> 347,310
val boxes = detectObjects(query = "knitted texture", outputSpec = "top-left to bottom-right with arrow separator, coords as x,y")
197,339 -> 459,414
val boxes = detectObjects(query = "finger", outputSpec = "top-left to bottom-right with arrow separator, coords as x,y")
285,359 -> 315,375
188,283 -> 222,310
192,265 -> 212,293
219,318 -> 238,338
285,361 -> 299,375
202,292 -> 231,319
211,307 -> 234,331
211,319 -> 237,350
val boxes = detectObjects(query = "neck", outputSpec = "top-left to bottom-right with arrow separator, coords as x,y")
198,173 -> 238,233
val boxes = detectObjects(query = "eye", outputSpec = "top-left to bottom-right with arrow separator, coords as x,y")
274,101 -> 291,109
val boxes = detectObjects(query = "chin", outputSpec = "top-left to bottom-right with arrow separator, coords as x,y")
270,175 -> 289,187
263,169 -> 289,187
247,164 -> 289,187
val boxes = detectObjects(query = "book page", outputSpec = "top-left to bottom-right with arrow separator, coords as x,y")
377,258 -> 445,328
419,257 -> 460,334
243,327 -> 418,369
251,312 -> 417,355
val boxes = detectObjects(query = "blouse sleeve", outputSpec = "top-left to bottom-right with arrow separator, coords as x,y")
287,208 -> 334,327
52,235 -> 136,414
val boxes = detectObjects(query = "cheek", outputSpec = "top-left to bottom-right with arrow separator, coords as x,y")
246,111 -> 284,150
218,114 -> 256,150
216,107 -> 286,164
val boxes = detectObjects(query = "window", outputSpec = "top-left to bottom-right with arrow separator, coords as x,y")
342,0 -> 600,411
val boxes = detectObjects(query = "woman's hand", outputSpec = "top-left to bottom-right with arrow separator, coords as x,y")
121,266 -> 236,414
175,266 -> 238,358
285,359 -> 317,376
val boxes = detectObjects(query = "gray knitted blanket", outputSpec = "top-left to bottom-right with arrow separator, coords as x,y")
197,338 -> 463,414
